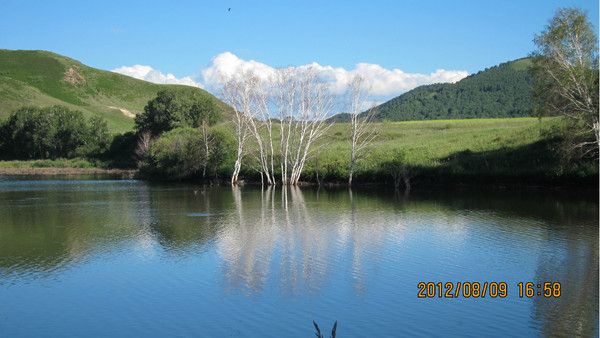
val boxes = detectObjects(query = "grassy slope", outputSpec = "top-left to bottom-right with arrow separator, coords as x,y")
300,117 -> 596,184
0,49 -> 228,133
323,117 -> 549,167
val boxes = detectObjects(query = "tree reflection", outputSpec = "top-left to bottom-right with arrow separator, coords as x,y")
146,184 -> 224,253
216,186 -> 403,295
217,186 -> 328,293
346,188 -> 396,294
216,186 -> 275,292
0,181 -> 153,278
532,215 -> 599,337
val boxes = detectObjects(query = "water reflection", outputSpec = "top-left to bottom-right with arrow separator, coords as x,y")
218,187 -> 277,292
213,187 -> 410,295
531,207 -> 599,338
0,180 -> 597,337
0,180 -> 150,277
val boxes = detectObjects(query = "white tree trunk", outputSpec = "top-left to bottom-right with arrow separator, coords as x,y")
347,75 -> 377,187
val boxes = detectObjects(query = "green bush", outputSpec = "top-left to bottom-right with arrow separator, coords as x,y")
380,150 -> 409,189
141,127 -> 234,180
81,116 -> 111,158
106,131 -> 138,168
135,88 -> 221,136
207,125 -> 236,177
0,106 -> 110,160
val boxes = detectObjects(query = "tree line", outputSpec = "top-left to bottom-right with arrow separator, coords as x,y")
0,106 -> 110,160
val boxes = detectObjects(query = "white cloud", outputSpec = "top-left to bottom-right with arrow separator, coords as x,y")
200,52 -> 469,97
112,52 -> 469,102
201,52 -> 276,87
360,100 -> 383,111
111,65 -> 202,88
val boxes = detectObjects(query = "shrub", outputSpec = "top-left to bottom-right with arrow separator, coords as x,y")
380,150 -> 410,189
80,116 -> 110,158
206,125 -> 236,177
106,131 -> 139,168
141,127 -> 234,180
135,88 -> 221,136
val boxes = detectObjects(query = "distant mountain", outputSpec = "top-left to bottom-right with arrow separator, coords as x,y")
0,50 -> 228,132
332,58 -> 533,122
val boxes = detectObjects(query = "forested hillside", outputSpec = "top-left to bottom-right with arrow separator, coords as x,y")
349,58 -> 533,121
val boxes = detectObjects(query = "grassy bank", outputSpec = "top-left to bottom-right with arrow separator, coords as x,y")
0,158 -> 136,176
0,158 -> 97,168
238,117 -> 597,187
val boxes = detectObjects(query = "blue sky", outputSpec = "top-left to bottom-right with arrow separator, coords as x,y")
0,0 -> 598,99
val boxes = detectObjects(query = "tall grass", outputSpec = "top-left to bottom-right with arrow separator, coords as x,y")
0,158 -> 97,168
239,117 -> 597,185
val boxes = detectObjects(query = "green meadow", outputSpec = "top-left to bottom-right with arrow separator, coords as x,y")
295,117 -> 595,185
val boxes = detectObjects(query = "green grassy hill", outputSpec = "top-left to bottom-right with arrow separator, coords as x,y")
332,58 -> 534,122
0,49 -> 227,132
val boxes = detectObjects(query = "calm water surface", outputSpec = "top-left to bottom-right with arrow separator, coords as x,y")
0,178 -> 597,337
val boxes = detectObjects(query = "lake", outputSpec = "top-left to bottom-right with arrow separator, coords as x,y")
0,178 -> 597,337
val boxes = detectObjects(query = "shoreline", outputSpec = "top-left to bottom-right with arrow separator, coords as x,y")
0,167 -> 596,191
0,167 -> 137,177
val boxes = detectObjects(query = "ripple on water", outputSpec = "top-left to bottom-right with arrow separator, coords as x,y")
186,212 -> 211,217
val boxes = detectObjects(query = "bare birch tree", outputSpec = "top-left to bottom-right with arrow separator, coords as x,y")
347,75 -> 377,186
199,120 -> 213,178
274,67 -> 334,185
135,131 -> 153,165
273,68 -> 297,185
222,66 -> 335,186
532,7 -> 599,158
221,76 -> 250,185
241,73 -> 277,185
222,71 -> 278,185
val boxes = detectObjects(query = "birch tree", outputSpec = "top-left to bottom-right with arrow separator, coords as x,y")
532,7 -> 599,158
135,131 -> 152,164
274,67 -> 334,185
222,72 -> 277,185
347,75 -> 377,186
221,76 -> 250,185
242,74 -> 277,185
222,66 -> 335,186
273,68 -> 296,185
199,120 -> 213,178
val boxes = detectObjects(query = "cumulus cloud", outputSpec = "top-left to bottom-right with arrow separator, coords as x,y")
112,52 -> 469,103
201,52 -> 276,87
200,52 -> 469,97
112,65 -> 202,88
